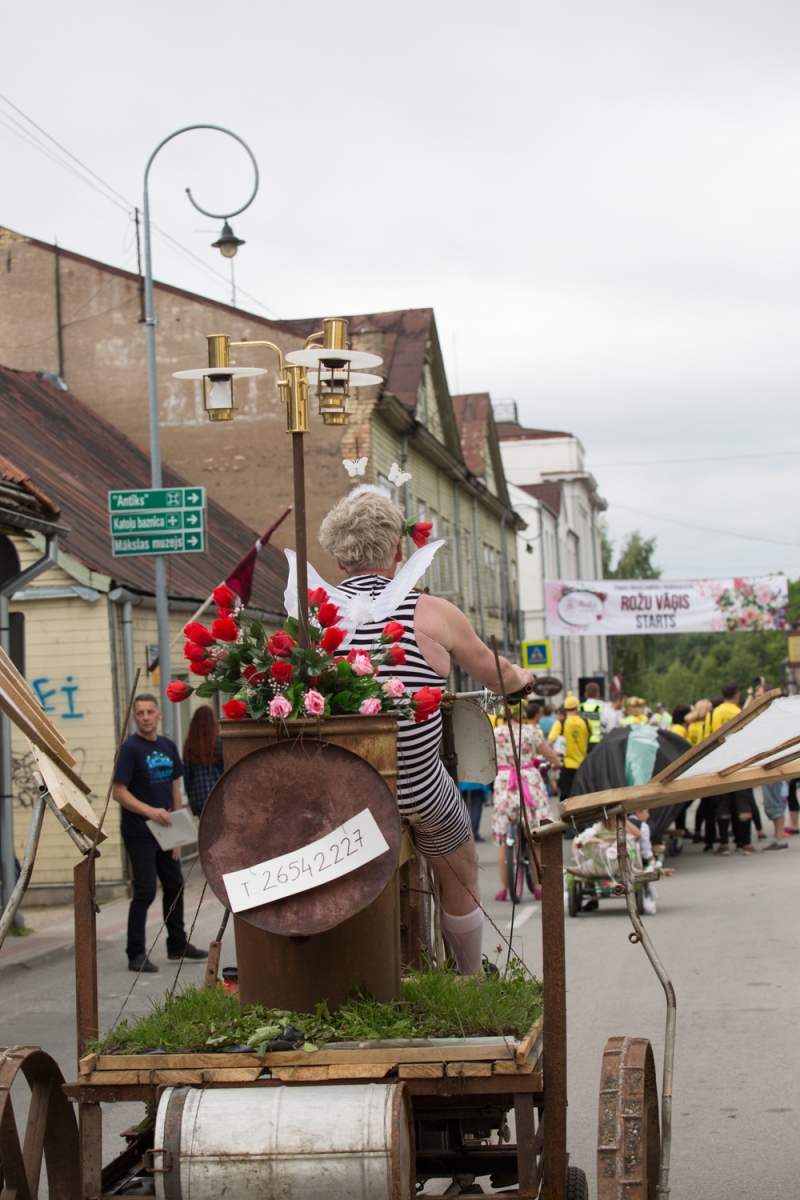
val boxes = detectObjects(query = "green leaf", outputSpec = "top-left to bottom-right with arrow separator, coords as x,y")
284,617 -> 299,640
193,681 -> 217,698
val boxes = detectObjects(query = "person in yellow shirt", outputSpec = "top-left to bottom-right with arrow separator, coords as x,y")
670,704 -> 691,740
559,692 -> 589,800
547,706 -> 566,743
686,700 -> 712,746
620,697 -> 649,726
710,681 -> 755,854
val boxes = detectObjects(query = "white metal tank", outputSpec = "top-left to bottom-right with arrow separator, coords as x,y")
153,1082 -> 413,1200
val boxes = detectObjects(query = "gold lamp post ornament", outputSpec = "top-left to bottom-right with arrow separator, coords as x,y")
173,318 -> 383,647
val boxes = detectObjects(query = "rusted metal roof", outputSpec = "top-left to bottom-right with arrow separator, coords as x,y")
451,393 -> 492,476
0,366 -> 287,612
519,482 -> 563,517
0,453 -> 63,535
495,420 -> 573,441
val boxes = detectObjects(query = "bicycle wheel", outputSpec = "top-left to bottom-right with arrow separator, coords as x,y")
505,831 -> 525,903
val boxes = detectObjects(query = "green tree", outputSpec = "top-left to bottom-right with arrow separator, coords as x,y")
605,530 -> 661,695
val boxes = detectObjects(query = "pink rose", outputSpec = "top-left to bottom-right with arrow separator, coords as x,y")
382,677 -> 405,699
303,689 -> 325,715
359,697 -> 382,715
350,653 -> 374,677
269,695 -> 292,719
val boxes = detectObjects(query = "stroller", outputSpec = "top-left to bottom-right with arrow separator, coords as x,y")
565,823 -> 647,917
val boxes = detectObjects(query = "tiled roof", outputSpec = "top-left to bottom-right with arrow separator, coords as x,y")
0,366 -> 287,611
496,421 -> 573,442
519,481 -> 563,517
451,393 -> 492,476
0,454 -> 62,534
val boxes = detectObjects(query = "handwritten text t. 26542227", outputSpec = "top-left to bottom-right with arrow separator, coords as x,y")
222,808 -> 390,914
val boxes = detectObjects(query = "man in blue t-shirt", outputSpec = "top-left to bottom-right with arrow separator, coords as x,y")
113,694 -> 208,973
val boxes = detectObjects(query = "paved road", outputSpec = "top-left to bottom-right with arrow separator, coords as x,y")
2,807 -> 798,1198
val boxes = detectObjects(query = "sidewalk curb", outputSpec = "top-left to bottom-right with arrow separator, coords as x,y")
0,938 -> 75,978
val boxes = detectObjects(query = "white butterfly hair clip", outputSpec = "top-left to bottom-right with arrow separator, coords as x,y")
388,461 -> 412,487
342,457 -> 368,477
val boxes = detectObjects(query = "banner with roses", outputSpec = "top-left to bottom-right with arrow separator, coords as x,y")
167,585 -> 442,725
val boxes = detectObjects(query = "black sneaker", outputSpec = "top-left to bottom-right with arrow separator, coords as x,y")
167,943 -> 208,961
128,954 -> 159,973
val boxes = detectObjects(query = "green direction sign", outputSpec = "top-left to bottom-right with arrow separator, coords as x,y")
108,487 -> 205,513
111,530 -> 205,557
110,511 -> 204,534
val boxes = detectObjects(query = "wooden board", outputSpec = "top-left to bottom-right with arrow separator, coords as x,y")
398,1063 -> 445,1079
95,1041 -> 517,1071
28,741 -> 105,841
516,1016 -> 544,1066
446,1062 -> 493,1077
494,1060 -> 535,1075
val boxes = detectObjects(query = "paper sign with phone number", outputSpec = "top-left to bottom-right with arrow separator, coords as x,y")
222,808 -> 390,914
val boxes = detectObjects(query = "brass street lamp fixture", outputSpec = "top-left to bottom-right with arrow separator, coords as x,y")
174,317 -> 383,646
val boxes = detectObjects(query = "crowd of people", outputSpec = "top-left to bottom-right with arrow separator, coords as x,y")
481,674 -> 795,902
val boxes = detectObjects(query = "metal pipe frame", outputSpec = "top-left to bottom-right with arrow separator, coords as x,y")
615,812 -> 675,1199
142,124 -> 259,734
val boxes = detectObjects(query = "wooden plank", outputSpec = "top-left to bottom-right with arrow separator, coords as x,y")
651,688 -> 780,783
152,1070 -> 204,1086
494,1060 -> 534,1075
271,1067 -> 331,1082
79,1054 -> 97,1078
718,732 -> 800,776
97,1042 -> 516,1071
516,1016 -> 544,1066
202,1068 -> 263,1083
327,1063 -> 395,1080
85,1072 -> 148,1086
28,741 -> 104,839
446,1062 -> 493,1077
0,651 -> 72,756
398,1063 -> 444,1079
561,756 -> 800,819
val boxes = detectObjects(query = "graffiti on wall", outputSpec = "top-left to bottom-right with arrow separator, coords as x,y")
31,676 -> 84,718
11,746 -> 87,807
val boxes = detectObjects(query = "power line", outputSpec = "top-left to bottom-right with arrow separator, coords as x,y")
589,448 -> 800,468
612,503 -> 800,549
0,93 -> 280,318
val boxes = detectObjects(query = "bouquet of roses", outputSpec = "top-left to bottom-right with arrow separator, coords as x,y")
166,585 -> 442,725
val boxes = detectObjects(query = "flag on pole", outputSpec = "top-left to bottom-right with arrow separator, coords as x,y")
225,506 -> 292,606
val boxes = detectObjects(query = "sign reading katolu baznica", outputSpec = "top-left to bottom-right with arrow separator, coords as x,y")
545,576 -> 788,637
108,487 -> 206,557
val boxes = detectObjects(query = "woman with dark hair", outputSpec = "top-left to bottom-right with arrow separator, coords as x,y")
183,705 -> 224,817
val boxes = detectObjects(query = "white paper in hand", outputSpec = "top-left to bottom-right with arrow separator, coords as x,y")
222,807 -> 390,914
145,807 -> 198,851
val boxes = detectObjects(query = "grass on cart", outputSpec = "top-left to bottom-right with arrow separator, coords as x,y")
92,963 -> 543,1055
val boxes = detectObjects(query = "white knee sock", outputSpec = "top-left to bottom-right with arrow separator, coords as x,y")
441,907 -> 484,976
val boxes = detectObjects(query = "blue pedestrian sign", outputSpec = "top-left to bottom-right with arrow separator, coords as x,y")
521,639 -> 551,669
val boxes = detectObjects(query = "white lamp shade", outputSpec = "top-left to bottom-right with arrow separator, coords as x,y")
284,348 -> 383,370
172,366 -> 267,380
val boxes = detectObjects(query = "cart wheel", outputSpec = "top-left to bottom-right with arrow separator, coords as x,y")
567,1165 -> 589,1199
597,1036 -> 660,1200
568,882 -> 581,917
0,1045 -> 80,1200
635,885 -> 646,916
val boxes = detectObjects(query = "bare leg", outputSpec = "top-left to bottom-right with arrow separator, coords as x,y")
428,833 -> 480,916
774,814 -> 785,839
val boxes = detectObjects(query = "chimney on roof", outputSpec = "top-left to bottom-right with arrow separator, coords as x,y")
492,399 -> 518,425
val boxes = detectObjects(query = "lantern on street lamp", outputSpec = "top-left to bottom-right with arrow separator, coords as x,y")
285,318 -> 382,425
211,220 -> 245,258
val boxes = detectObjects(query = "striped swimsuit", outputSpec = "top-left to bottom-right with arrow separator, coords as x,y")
338,574 -> 472,858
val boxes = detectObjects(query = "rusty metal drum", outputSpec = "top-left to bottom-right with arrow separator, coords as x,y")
154,1083 -> 413,1200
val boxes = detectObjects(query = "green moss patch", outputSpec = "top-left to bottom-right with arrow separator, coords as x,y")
93,964 -> 542,1056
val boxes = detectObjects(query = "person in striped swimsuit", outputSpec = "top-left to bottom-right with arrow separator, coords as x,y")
319,488 -> 533,975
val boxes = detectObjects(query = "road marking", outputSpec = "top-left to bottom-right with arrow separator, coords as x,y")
504,906 -> 538,931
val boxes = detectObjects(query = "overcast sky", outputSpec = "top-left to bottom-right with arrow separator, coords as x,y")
2,1 -> 799,581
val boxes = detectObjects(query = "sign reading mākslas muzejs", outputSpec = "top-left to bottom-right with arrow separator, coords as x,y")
108,488 -> 206,557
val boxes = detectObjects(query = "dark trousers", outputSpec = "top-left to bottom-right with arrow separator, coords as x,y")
465,790 -> 485,839
715,791 -> 753,848
788,779 -> 799,813
559,767 -> 577,800
124,836 -> 186,961
697,797 -> 718,846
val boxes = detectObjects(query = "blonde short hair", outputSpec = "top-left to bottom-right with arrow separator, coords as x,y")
319,486 -> 405,572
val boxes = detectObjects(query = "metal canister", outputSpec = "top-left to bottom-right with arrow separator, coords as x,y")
153,1082 -> 413,1200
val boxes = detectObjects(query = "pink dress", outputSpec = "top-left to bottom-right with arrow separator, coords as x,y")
491,722 -> 553,844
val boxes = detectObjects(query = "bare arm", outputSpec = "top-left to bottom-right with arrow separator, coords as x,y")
415,594 -> 533,694
112,781 -> 172,827
172,780 -> 183,811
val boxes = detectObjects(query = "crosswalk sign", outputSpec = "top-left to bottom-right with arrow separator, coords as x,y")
521,640 -> 551,669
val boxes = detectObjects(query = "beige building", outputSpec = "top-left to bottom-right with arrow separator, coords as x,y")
0,226 -> 520,667
0,366 -> 286,902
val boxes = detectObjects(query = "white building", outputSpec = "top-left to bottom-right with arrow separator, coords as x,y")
494,401 -> 608,699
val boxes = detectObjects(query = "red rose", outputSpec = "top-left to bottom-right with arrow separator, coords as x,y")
412,685 -> 442,723
411,521 -> 433,549
382,621 -> 404,643
321,626 -> 347,653
270,661 -> 293,684
222,699 -> 248,721
166,680 -> 192,703
211,616 -> 238,643
317,602 -> 341,628
308,586 -> 328,607
213,584 -> 236,608
183,640 -> 209,663
242,664 -> 267,685
189,659 -> 214,676
386,643 -> 406,666
184,621 -> 215,647
268,631 -> 296,658
215,607 -> 235,619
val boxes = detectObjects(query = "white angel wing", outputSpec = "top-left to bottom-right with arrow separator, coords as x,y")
368,540 -> 445,625
283,549 -> 339,618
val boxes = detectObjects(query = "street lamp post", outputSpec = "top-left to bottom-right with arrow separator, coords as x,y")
142,125 -> 259,736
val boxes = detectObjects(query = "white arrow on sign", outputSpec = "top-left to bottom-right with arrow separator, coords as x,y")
185,513 -> 199,525
186,491 -> 202,505
186,535 -> 200,547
